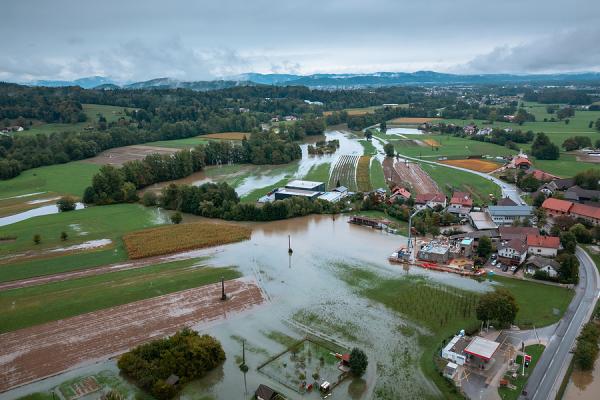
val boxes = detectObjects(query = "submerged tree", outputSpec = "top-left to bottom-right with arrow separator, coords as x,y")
349,347 -> 368,377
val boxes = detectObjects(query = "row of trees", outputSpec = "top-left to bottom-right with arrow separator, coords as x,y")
531,132 -> 559,160
159,182 -> 343,221
118,329 -> 225,399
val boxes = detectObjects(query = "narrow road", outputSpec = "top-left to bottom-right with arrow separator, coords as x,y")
372,136 -> 523,203
520,246 -> 600,400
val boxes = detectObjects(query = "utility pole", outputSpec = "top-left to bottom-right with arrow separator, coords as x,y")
407,208 -> 425,263
221,276 -> 227,301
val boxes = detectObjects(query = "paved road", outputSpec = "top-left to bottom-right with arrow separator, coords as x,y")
519,246 -> 600,400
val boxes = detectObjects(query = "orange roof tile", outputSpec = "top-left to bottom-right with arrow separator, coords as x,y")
542,198 -> 573,213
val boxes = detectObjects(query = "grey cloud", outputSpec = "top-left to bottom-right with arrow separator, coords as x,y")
463,28 -> 600,73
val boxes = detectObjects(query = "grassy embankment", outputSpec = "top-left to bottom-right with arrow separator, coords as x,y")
0,258 -> 240,333
123,222 -> 251,259
498,344 -> 545,400
336,265 -> 572,400
0,204 -> 164,283
419,163 -> 501,203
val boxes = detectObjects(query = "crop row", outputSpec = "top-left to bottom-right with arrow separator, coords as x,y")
328,155 -> 359,191
124,222 -> 252,259
356,156 -> 372,192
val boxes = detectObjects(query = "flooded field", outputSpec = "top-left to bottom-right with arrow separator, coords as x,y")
5,214 -> 494,400
564,356 -> 600,400
0,202 -> 84,227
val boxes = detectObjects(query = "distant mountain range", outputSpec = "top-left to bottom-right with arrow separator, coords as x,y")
24,71 -> 600,90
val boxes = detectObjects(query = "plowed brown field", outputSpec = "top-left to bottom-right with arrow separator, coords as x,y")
0,278 -> 264,392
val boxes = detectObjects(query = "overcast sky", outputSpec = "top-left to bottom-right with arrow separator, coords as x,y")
2,0 -> 600,82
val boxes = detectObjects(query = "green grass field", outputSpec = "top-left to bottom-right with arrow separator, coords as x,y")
493,275 -> 573,327
22,104 -> 137,136
303,163 -> 331,183
419,162 -> 500,203
0,258 -> 240,333
0,204 -> 165,282
391,133 -> 514,159
370,158 -> 387,190
0,162 -> 100,199
144,136 -> 209,149
532,154 -> 597,177
359,139 -> 378,155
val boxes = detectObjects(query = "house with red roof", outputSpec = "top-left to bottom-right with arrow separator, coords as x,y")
415,192 -> 447,210
542,198 -> 573,218
570,203 -> 600,225
528,169 -> 560,182
448,191 -> 473,218
388,187 -> 411,204
527,235 -> 560,257
514,157 -> 532,169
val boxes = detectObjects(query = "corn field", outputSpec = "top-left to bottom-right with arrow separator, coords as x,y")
124,222 -> 252,259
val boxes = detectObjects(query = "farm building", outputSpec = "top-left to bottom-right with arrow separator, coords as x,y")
525,256 -> 561,278
442,332 -> 468,365
486,205 -> 533,226
564,186 -> 600,204
417,241 -> 450,263
542,198 -> 573,217
570,203 -> 600,225
274,188 -> 321,201
255,384 -> 281,400
285,180 -> 326,192
513,157 -> 532,169
388,187 -> 411,204
527,169 -> 559,182
527,235 -> 560,257
468,211 -> 498,231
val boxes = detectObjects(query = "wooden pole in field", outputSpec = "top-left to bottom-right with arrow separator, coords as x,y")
221,276 -> 227,300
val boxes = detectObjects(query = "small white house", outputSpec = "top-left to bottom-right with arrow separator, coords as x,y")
525,256 -> 561,278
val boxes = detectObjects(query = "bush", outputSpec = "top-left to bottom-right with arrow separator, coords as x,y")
33,234 -> 41,245
57,196 -> 77,212
142,191 -> 158,206
170,212 -> 183,224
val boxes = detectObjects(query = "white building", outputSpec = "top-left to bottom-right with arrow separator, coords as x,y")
527,235 -> 560,257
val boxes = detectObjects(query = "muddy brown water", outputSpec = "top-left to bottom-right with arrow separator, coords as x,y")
564,356 -> 600,400
3,214 -> 496,400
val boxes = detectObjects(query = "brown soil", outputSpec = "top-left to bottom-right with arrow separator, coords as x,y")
82,145 -> 181,166
0,278 -> 264,392
382,158 -> 441,195
202,132 -> 250,140
575,151 -> 600,163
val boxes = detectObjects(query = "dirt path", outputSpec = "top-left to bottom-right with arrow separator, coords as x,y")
382,158 -> 441,195
0,278 -> 264,392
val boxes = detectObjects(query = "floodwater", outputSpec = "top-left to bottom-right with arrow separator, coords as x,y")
384,127 -> 424,136
3,214 -> 496,400
0,202 -> 84,227
564,356 -> 600,400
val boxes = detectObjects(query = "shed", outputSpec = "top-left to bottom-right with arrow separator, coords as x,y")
255,384 -> 279,400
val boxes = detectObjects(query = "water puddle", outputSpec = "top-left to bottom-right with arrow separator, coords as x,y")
0,203 -> 84,227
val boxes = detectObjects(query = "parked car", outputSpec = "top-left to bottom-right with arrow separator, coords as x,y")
491,259 -> 497,266
502,265 -> 509,272
491,254 -> 497,260
510,265 -> 518,272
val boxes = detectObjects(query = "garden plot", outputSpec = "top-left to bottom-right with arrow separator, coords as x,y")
258,337 -> 348,395
328,155 -> 360,191
439,159 -> 502,173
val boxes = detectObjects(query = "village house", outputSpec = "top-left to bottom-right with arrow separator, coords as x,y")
415,193 -> 447,210
527,234 -> 560,257
388,187 -> 411,204
448,191 -> 473,218
0,125 -> 24,133
486,205 -> 534,226
498,239 -> 528,266
570,203 -> 600,226
527,169 -> 559,182
541,198 -> 573,218
524,256 -> 561,278
463,124 -> 477,135
513,157 -> 532,170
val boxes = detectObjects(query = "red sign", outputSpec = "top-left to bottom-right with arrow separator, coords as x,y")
525,355 -> 532,362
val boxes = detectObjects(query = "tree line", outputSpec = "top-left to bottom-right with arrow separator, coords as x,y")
83,133 -> 302,204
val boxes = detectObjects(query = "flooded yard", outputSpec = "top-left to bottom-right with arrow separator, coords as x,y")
4,214 -> 494,400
